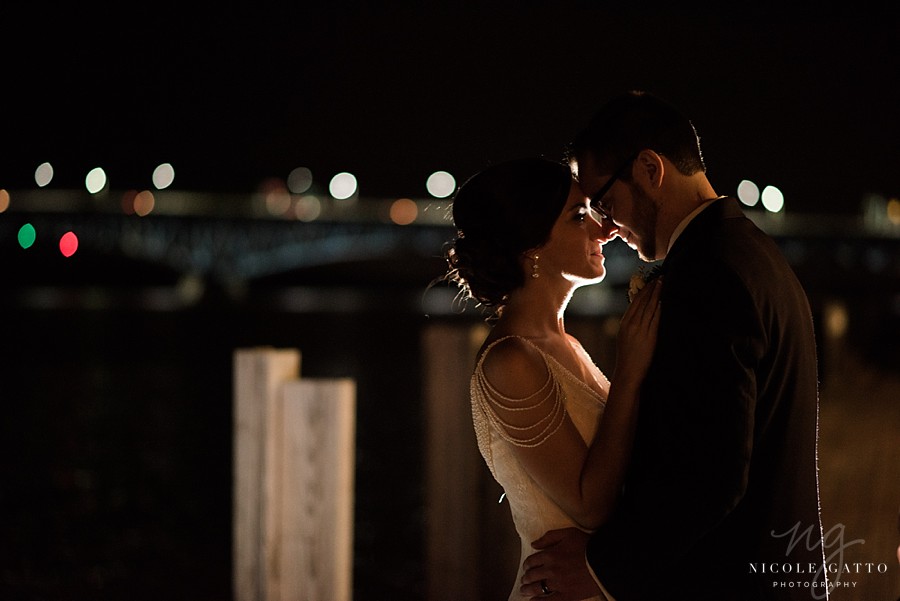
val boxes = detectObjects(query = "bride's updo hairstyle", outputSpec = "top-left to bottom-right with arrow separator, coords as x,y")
444,157 -> 571,316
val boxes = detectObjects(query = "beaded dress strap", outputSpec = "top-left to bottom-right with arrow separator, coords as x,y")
471,336 -> 567,448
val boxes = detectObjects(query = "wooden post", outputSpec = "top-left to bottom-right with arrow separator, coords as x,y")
233,348 -> 355,601
422,323 -> 485,599
279,378 -> 356,601
423,323 -> 520,599
233,347 -> 300,601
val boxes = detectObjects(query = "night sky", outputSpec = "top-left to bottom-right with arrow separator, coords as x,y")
3,7 -> 898,215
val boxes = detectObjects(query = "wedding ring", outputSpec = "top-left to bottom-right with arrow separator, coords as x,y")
540,579 -> 552,595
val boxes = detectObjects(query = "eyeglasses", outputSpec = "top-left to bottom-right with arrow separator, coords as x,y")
589,152 -> 639,221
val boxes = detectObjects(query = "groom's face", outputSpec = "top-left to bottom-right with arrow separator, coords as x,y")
575,152 -> 660,262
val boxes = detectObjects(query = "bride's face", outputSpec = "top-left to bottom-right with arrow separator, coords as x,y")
533,181 -> 616,285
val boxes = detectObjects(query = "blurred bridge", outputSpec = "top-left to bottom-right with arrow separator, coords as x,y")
3,188 -> 899,319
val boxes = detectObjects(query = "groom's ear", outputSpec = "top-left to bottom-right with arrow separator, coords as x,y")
635,149 -> 665,191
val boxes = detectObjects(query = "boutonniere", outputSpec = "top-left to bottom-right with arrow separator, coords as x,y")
627,264 -> 663,303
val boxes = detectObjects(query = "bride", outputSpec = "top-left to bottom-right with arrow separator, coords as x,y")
442,157 -> 661,600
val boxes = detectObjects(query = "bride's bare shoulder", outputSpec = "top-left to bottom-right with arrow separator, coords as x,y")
479,336 -> 548,396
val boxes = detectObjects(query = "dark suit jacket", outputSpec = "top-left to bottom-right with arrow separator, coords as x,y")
587,198 -> 828,600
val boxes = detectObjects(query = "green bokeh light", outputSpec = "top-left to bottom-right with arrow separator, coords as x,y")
18,223 -> 36,249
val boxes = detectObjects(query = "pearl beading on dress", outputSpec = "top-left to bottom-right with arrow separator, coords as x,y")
471,342 -> 567,449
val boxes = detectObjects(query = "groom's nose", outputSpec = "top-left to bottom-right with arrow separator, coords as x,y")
591,214 -> 620,241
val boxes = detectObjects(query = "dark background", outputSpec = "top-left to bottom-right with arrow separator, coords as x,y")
1,6 -> 899,601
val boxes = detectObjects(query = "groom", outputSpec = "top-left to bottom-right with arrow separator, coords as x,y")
520,91 -> 828,600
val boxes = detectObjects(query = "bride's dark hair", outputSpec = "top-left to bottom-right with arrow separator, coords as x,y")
442,157 -> 571,317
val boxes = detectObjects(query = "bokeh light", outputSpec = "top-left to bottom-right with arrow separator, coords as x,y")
426,171 -> 456,198
389,198 -> 418,225
0,189 -> 9,213
887,198 -> 900,226
134,191 -> 156,216
121,190 -> 137,215
176,274 -> 206,305
152,163 -> 176,189
18,223 -> 36,249
59,231 -> 78,257
262,178 -> 292,217
329,172 -> 358,200
823,301 -> 849,339
85,167 -> 107,194
35,162 -> 54,187
737,179 -> 760,207
760,185 -> 784,213
294,195 -> 322,222
287,167 -> 313,194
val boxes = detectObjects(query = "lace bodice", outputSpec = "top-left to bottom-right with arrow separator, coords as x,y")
471,336 -> 609,601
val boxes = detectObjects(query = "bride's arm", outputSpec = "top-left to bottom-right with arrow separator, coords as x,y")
478,279 -> 661,529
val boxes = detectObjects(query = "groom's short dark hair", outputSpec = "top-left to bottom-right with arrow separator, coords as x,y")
567,90 -> 706,177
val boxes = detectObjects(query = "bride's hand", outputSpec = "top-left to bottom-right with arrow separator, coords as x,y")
614,277 -> 662,386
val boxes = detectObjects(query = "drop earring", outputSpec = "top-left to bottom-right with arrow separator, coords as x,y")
531,254 -> 540,278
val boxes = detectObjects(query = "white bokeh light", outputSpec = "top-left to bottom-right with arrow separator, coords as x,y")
35,162 -> 54,187
152,163 -> 176,189
760,185 -> 785,213
329,172 -> 358,200
85,167 -> 108,194
736,179 -> 759,207
425,171 -> 456,198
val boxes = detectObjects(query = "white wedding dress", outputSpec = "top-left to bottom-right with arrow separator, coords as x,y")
471,336 -> 609,601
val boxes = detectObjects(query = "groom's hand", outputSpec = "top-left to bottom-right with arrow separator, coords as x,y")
520,527 -> 600,600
